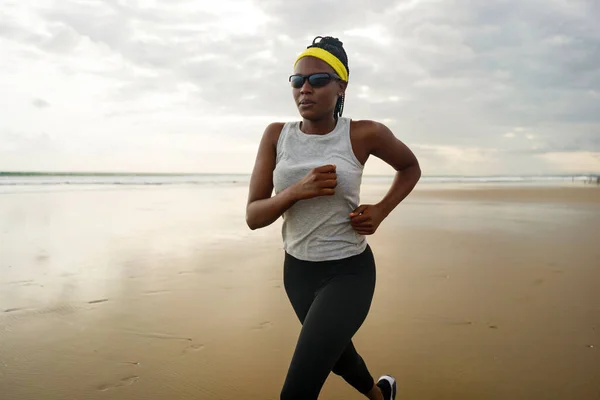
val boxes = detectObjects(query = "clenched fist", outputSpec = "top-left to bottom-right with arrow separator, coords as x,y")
349,204 -> 385,235
291,164 -> 337,200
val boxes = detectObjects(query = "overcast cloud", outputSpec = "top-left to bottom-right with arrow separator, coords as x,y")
1,0 -> 599,175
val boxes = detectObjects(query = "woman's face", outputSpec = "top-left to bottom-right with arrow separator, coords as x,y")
291,56 -> 346,121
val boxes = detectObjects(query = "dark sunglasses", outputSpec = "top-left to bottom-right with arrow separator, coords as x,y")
289,72 -> 341,89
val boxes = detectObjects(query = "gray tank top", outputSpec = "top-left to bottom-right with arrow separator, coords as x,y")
273,117 -> 367,262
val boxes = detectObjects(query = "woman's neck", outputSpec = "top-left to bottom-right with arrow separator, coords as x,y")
300,117 -> 337,135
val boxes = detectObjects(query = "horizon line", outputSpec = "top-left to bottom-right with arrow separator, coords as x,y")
1,171 -> 599,178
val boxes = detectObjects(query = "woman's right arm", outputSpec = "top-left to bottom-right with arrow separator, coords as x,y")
245,123 -> 299,230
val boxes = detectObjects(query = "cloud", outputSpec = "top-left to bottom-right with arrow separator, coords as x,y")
32,98 -> 50,108
537,151 -> 600,173
0,0 -> 599,174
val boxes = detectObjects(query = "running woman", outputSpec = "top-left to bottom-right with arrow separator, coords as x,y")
246,35 -> 421,400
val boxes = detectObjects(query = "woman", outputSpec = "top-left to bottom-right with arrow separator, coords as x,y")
246,36 -> 421,400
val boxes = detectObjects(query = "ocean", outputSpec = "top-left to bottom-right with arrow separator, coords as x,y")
1,172 -> 597,192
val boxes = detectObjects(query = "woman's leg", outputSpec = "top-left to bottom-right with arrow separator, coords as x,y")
331,341 -> 375,393
280,246 -> 377,400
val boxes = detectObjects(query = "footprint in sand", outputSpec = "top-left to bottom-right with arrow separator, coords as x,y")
36,252 -> 50,262
21,282 -> 43,287
143,289 -> 170,296
448,320 -> 473,326
182,343 -> 205,355
4,307 -> 26,313
7,279 -> 34,285
124,330 -> 192,342
88,299 -> 109,304
253,321 -> 274,330
533,278 -> 545,286
97,375 -> 139,391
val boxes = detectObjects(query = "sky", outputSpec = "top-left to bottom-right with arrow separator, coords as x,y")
1,0 -> 599,176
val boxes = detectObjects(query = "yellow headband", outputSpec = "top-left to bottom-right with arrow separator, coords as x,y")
294,47 -> 349,82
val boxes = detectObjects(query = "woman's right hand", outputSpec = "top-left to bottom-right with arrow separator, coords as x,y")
291,164 -> 337,200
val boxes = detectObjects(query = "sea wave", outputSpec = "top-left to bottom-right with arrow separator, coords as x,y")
0,173 -> 597,187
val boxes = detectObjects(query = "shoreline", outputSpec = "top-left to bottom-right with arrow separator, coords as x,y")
408,184 -> 600,204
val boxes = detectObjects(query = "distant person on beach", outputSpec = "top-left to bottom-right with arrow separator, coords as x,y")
246,36 -> 421,399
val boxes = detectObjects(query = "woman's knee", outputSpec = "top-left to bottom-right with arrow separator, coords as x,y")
332,351 -> 361,376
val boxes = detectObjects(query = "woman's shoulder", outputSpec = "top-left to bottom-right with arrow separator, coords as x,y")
349,118 -> 389,135
348,119 -> 400,159
261,121 -> 288,146
349,118 -> 393,145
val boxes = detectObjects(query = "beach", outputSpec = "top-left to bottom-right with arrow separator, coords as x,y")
1,180 -> 599,399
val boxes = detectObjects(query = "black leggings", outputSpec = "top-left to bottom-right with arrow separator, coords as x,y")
280,245 -> 376,399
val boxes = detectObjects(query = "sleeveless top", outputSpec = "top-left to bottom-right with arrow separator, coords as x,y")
273,117 -> 367,262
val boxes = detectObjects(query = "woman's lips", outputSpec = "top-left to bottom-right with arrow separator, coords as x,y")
299,100 -> 315,109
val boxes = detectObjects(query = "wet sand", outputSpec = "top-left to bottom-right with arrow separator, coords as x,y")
1,183 -> 599,399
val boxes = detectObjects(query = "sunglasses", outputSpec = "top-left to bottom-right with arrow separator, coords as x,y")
289,72 -> 341,89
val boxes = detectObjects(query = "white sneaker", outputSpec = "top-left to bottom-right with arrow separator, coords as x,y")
376,375 -> 397,400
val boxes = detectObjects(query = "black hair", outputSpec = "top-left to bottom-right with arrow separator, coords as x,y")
307,36 -> 349,120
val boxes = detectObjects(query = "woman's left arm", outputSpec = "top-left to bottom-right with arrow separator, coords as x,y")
349,121 -> 421,235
